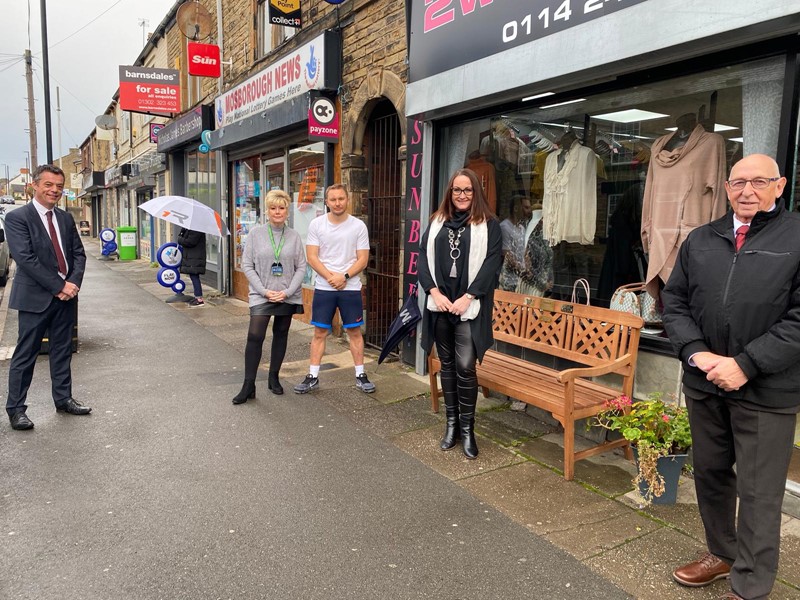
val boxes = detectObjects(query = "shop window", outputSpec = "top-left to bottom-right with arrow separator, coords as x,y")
439,56 -> 784,338
233,157 -> 261,272
186,150 -> 219,266
289,142 -> 325,286
256,0 -> 296,59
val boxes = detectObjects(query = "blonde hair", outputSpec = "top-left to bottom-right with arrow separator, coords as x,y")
265,189 -> 291,209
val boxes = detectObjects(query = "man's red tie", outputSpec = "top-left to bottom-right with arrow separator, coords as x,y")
46,210 -> 68,275
735,224 -> 750,252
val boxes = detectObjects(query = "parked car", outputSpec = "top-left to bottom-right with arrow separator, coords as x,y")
0,214 -> 11,286
0,195 -> 15,205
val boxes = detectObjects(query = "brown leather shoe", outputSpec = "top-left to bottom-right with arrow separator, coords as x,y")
673,552 -> 731,587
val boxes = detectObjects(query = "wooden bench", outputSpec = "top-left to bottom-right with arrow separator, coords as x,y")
428,289 -> 643,481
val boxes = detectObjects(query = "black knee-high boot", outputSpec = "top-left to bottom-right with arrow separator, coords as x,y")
440,372 -> 460,450
268,372 -> 284,395
459,399 -> 478,459
232,379 -> 256,404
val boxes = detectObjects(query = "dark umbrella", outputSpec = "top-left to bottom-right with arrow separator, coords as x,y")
378,285 -> 422,364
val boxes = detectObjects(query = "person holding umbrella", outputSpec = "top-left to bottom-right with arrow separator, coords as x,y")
233,189 -> 306,403
177,228 -> 207,307
418,168 -> 503,459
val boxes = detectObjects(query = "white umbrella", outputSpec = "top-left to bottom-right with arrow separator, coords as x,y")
139,195 -> 230,237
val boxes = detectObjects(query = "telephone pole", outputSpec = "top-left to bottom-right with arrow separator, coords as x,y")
24,49 -> 39,171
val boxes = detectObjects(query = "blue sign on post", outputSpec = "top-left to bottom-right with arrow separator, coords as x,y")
155,242 -> 187,295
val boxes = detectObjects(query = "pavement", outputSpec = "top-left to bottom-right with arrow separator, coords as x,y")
0,239 -> 798,600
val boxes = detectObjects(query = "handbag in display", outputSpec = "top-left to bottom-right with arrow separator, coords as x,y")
609,282 -> 662,325
571,278 -> 591,305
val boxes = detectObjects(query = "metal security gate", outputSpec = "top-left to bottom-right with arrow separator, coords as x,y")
364,103 -> 402,351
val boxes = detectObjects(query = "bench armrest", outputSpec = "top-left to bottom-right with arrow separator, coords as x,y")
557,354 -> 635,383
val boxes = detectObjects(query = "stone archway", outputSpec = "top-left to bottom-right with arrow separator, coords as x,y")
342,68 -> 407,160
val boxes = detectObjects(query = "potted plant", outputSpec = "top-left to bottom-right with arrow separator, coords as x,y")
594,392 -> 692,505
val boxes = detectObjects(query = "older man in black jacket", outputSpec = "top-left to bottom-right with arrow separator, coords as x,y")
662,154 -> 800,600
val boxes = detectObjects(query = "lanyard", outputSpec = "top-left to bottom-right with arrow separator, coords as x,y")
268,225 -> 286,261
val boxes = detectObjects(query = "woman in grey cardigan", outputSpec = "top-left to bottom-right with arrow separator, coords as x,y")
233,189 -> 307,403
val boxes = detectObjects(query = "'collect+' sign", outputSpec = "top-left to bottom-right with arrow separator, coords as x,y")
268,0 -> 302,28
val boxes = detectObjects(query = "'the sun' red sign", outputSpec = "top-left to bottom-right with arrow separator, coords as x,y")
188,43 -> 221,78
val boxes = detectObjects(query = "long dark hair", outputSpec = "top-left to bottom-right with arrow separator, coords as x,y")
433,168 -> 494,224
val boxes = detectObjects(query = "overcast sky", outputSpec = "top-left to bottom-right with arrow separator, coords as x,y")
0,0 -> 176,179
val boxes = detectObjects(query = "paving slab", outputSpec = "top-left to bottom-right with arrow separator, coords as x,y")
458,462 -> 663,560
348,396 -> 441,439
394,426 -> 526,481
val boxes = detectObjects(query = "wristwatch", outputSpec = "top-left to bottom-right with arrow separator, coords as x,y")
344,272 -> 351,280
465,293 -> 475,300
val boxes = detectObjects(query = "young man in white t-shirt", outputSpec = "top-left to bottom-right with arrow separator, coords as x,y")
294,184 -> 375,394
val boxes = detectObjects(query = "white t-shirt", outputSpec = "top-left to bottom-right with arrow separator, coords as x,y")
307,214 -> 370,291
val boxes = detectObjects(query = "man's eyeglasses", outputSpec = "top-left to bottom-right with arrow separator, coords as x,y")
452,187 -> 474,196
726,177 -> 780,191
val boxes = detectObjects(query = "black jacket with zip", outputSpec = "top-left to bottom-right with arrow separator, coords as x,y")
662,204 -> 800,409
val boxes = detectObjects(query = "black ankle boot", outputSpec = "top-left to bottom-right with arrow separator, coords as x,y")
232,379 -> 256,404
440,405 -> 460,450
459,410 -> 478,459
268,372 -> 284,395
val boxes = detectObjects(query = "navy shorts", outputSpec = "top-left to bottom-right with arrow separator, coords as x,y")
311,290 -> 364,329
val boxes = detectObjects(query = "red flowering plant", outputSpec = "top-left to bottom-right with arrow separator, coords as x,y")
593,392 -> 692,503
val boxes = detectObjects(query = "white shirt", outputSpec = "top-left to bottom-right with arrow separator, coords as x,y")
307,214 -> 370,291
32,199 -> 66,278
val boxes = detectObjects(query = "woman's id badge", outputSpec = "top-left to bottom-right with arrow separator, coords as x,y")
271,262 -> 283,276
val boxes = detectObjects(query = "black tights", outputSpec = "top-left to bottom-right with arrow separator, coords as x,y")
244,315 -> 292,380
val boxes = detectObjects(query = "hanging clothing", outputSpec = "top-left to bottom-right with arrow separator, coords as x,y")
465,156 -> 497,214
641,124 -> 727,297
542,141 -> 597,246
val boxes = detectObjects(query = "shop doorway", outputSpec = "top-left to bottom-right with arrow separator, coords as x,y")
364,100 -> 402,352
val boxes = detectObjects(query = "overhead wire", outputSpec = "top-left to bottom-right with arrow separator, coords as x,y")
36,0 -> 127,55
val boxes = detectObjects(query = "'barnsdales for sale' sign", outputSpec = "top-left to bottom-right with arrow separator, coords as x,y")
215,33 -> 327,128
269,0 -> 302,28
408,0 -> 648,81
119,66 -> 180,114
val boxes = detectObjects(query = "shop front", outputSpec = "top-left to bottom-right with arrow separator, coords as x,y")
81,171 -> 105,236
128,152 -> 167,262
104,164 -> 131,229
405,1 -> 800,506
209,30 -> 341,305
157,105 -> 220,289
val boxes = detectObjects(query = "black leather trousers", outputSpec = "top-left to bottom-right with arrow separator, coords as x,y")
433,315 -> 478,411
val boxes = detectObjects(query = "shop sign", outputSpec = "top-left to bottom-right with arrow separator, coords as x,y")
118,66 -> 180,114
70,173 -> 82,188
268,0 -> 302,28
150,123 -> 164,144
402,118 -> 424,363
157,105 -> 213,152
188,43 -> 222,77
215,33 -> 327,128
307,93 -> 339,142
408,0 -> 648,81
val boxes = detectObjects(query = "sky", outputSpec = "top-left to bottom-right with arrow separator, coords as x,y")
0,0 -> 176,179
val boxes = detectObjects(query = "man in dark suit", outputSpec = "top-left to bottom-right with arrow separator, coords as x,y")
5,164 -> 90,431
663,154 -> 800,600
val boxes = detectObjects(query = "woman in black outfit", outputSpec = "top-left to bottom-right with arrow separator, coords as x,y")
177,228 -> 206,307
419,168 -> 503,459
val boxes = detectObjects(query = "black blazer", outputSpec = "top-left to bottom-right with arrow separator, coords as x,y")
5,201 -> 86,313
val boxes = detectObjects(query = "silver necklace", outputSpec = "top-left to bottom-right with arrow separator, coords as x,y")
448,226 -> 465,278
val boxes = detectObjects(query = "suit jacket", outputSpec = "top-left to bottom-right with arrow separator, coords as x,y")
5,201 -> 86,313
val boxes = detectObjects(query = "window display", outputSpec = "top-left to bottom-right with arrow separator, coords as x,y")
233,157 -> 261,271
187,151 -> 219,267
438,56 -> 784,332
288,142 -> 325,286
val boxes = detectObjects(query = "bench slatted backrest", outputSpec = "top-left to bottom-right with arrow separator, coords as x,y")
491,290 -> 643,368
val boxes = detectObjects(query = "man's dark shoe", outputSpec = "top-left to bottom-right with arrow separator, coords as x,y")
10,413 -> 34,430
56,399 -> 92,416
673,552 -> 731,587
